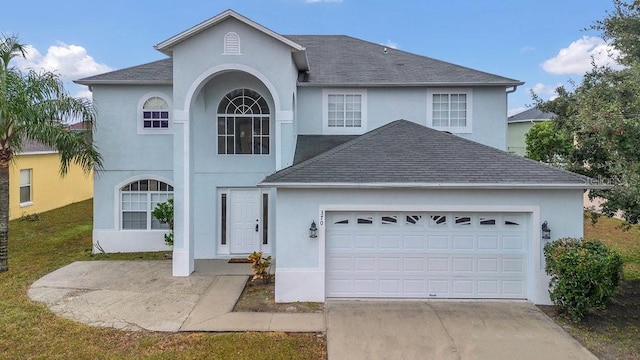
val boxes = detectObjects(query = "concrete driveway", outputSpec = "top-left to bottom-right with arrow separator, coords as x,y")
326,301 -> 596,360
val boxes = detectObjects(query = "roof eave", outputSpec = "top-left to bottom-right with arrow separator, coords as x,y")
296,81 -> 525,87
507,119 -> 551,124
74,80 -> 173,86
155,9 -> 305,55
258,182 -> 610,190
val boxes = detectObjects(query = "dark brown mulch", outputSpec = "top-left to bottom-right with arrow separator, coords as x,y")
538,280 -> 640,360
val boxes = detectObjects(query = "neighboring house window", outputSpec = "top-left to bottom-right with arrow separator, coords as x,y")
142,97 -> 170,130
120,179 -> 173,230
217,88 -> 270,155
19,169 -> 32,205
427,88 -> 472,133
223,32 -> 241,54
322,89 -> 367,134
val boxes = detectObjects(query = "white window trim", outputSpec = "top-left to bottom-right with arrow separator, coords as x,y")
19,169 -> 32,206
137,92 -> 173,135
113,175 -> 174,230
322,89 -> 368,135
426,88 -> 473,134
223,32 -> 242,55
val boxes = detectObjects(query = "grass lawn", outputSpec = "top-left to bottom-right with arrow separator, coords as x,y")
541,214 -> 640,360
0,199 -> 326,359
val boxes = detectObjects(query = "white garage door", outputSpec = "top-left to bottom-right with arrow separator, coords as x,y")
326,211 -> 529,299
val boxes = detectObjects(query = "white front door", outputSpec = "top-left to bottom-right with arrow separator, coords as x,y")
229,190 -> 261,254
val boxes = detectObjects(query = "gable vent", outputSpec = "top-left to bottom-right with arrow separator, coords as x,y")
224,32 -> 241,55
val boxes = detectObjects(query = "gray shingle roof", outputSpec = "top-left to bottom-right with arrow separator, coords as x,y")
76,36 -> 522,87
21,139 -> 56,154
261,120 -> 593,187
508,108 -> 556,122
294,135 -> 359,164
75,58 -> 172,85
286,35 -> 522,87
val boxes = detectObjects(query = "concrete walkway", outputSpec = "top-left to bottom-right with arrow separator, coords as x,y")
327,301 -> 597,360
30,261 -> 596,359
28,260 -> 325,332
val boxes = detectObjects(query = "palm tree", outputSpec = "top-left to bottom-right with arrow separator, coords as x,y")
0,35 -> 102,272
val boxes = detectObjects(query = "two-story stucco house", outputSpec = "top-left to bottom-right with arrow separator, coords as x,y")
77,10 -> 603,305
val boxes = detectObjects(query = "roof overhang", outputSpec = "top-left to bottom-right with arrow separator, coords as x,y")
154,9 -> 309,71
296,81 -> 525,87
74,80 -> 173,86
258,182 -> 612,190
507,119 -> 551,124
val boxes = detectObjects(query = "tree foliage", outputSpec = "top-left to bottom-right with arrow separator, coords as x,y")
0,34 -> 102,272
524,121 -> 572,165
537,0 -> 640,224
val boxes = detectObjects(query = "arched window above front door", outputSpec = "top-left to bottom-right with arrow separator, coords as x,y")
217,89 -> 270,155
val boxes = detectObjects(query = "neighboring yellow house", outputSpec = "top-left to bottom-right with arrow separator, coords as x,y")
9,137 -> 93,220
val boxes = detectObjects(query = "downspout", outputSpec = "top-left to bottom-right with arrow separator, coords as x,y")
506,85 -> 518,94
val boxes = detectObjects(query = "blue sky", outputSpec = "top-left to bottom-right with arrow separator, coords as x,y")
1,0 -> 619,115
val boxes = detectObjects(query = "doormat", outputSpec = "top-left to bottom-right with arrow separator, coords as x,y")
228,258 -> 251,263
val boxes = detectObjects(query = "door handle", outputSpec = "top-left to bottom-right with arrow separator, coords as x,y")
255,224 -> 259,232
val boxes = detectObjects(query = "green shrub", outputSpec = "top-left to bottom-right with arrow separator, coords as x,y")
151,199 -> 174,246
544,237 -> 623,322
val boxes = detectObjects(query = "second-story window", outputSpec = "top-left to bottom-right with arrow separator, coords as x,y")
427,88 -> 472,133
142,97 -> 170,129
217,89 -> 270,155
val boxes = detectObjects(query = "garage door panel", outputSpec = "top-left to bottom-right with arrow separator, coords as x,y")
477,280 -> 499,296
328,234 -> 352,250
404,279 -> 426,295
328,256 -> 352,272
379,235 -> 401,249
452,280 -> 474,296
503,235 -> 525,250
502,280 -> 525,295
427,279 -> 450,295
403,235 -> 425,250
353,279 -> 376,295
354,235 -> 376,249
427,235 -> 449,250
452,235 -> 474,250
379,257 -> 401,272
452,257 -> 474,272
477,235 -> 500,250
502,258 -> 525,273
403,257 -> 426,272
427,257 -> 449,272
326,211 -> 529,299
354,257 -> 376,271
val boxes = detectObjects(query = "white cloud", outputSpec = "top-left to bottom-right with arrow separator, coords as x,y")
73,88 -> 93,100
520,46 -> 535,53
382,40 -> 398,50
529,82 -> 562,101
542,36 -> 622,75
13,43 -> 111,82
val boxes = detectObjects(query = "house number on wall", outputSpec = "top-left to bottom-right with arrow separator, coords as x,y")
319,211 -> 324,226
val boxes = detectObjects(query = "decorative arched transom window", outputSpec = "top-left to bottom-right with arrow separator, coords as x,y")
120,179 -> 173,230
217,89 -> 270,155
224,32 -> 241,54
142,97 -> 170,129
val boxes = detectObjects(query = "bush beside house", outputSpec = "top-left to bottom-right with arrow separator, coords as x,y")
544,238 -> 623,322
